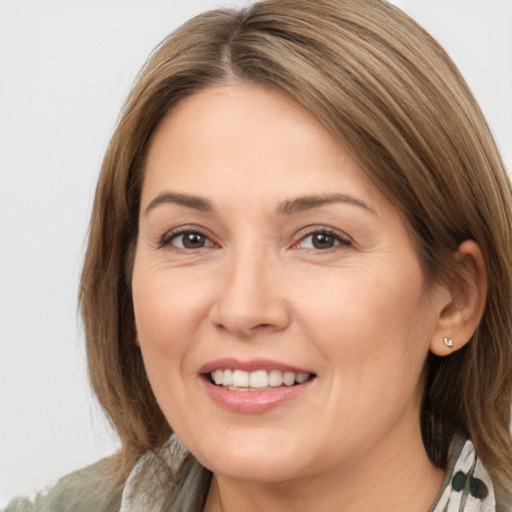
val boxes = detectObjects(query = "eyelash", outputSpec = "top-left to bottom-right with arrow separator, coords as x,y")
294,228 -> 352,251
158,227 -> 214,250
158,227 -> 352,252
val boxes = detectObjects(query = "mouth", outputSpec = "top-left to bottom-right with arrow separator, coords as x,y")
199,360 -> 316,413
206,368 -> 315,391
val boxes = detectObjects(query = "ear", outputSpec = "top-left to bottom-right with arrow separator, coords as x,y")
429,240 -> 487,356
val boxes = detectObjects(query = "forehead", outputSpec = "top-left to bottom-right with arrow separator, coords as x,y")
142,82 -> 390,218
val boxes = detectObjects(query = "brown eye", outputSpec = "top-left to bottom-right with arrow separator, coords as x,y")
311,233 -> 335,249
170,232 -> 210,249
297,230 -> 350,250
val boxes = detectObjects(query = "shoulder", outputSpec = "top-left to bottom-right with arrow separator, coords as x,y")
2,457 -> 122,512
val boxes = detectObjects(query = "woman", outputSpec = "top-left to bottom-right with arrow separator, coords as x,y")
6,0 -> 511,510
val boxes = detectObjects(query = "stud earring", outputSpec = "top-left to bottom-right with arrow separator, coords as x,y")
443,337 -> 454,348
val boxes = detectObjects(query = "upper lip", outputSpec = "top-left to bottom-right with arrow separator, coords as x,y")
198,358 -> 315,375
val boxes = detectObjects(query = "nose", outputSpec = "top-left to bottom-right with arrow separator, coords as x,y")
208,247 -> 290,338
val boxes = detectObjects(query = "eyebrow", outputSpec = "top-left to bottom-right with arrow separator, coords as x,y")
279,194 -> 375,215
144,192 -> 216,216
144,191 -> 375,217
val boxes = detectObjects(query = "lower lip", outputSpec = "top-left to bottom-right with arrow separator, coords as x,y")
201,377 -> 314,414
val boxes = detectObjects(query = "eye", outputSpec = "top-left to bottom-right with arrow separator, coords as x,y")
297,230 -> 350,250
163,230 -> 213,250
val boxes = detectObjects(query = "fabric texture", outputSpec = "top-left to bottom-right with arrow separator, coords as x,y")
2,457 -> 122,512
429,438 -> 496,512
2,437 -> 501,512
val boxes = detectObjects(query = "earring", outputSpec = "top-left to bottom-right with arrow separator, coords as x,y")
443,337 -> 454,348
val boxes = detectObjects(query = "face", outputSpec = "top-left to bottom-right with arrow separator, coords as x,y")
132,82 -> 448,483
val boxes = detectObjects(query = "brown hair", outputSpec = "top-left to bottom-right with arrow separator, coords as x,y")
80,0 -> 512,504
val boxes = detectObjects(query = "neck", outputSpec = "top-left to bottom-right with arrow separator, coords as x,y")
203,424 -> 445,512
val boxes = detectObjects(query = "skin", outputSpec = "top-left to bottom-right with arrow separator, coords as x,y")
132,82 -> 485,511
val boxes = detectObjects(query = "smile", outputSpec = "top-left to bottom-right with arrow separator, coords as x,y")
200,360 -> 316,413
210,369 -> 312,391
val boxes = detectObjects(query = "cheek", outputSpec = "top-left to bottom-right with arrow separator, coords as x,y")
133,262 -> 211,351
295,269 -> 433,444
294,262 -> 434,386
131,262 -> 214,418
131,264 -> 212,427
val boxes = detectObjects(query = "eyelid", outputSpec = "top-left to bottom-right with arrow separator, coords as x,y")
158,225 -> 218,250
156,224 -> 351,251
291,226 -> 352,250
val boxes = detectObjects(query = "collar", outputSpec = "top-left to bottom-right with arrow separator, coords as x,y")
120,437 -> 497,512
119,437 -> 187,512
430,438 -> 496,512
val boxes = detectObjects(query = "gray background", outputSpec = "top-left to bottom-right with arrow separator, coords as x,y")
1,0 -> 511,504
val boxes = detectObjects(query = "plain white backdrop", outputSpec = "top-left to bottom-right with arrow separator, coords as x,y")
1,0 -> 511,504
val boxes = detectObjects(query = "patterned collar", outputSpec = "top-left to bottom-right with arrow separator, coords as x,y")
430,438 -> 495,512
120,437 -> 496,512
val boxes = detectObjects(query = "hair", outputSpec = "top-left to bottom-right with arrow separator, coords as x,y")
79,0 -> 512,507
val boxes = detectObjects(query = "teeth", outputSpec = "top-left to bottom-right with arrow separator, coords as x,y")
223,369 -> 233,386
210,369 -> 312,389
283,371 -> 295,386
249,370 -> 268,388
232,370 -> 249,387
268,370 -> 283,387
213,369 -> 223,385
296,373 -> 309,384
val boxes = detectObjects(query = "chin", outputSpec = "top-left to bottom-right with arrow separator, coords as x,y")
205,455 -> 307,484
184,428 -> 313,483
